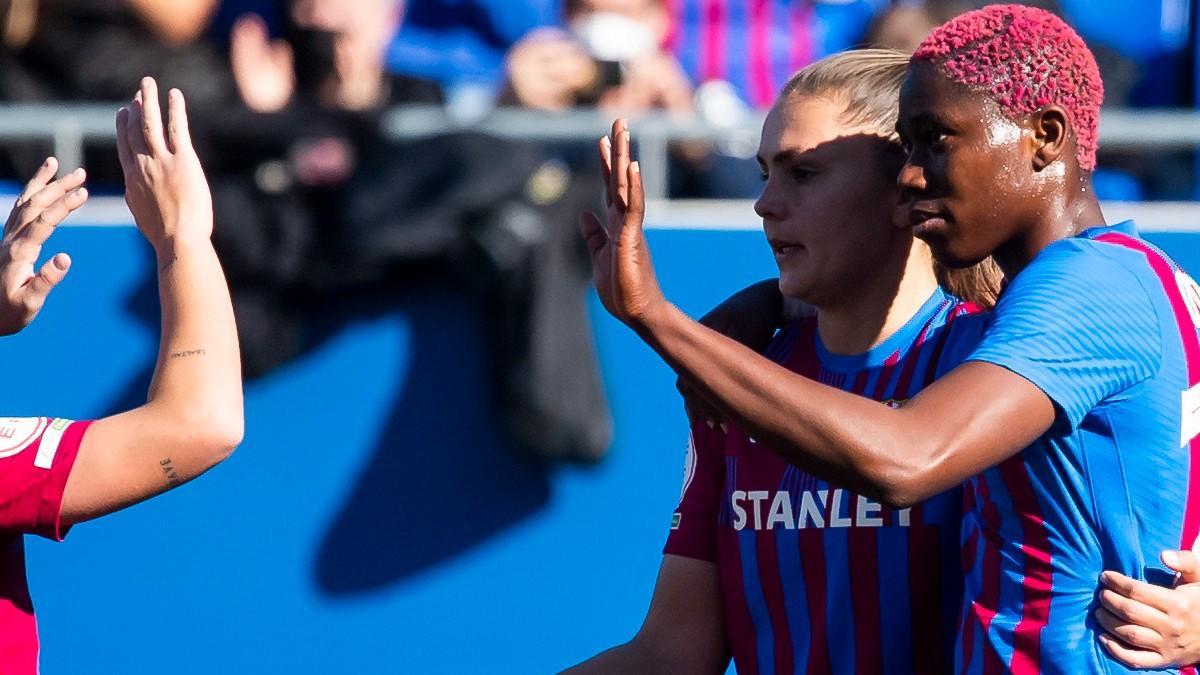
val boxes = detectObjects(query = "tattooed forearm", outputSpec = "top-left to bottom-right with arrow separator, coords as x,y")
160,458 -> 182,488
170,349 -> 206,359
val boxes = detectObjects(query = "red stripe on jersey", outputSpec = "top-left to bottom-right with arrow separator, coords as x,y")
844,360 -> 895,675
959,483 -> 980,664
798,529 -> 832,675
755,531 -> 794,673
1096,233 -> 1200,550
909,323 -> 955,673
1096,232 -> 1200,675
702,0 -> 726,82
972,476 -> 1008,674
721,528 -> 761,674
748,0 -> 773,108
997,456 -> 1054,675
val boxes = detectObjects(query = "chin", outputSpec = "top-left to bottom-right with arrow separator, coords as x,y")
923,237 -> 987,270
777,275 -> 815,303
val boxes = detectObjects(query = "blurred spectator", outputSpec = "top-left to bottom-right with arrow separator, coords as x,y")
668,0 -> 886,110
501,0 -> 692,114
209,0 -> 611,464
230,0 -> 441,113
0,0 -> 233,104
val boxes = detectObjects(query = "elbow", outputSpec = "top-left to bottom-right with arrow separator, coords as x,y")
858,442 -> 948,510
177,405 -> 244,469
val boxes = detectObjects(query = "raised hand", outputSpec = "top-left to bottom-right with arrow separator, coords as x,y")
115,77 -> 213,253
230,14 -> 295,113
0,157 -> 88,335
579,118 -> 668,328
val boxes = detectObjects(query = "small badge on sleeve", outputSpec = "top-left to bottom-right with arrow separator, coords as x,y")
1184,382 -> 1200,448
34,418 -> 72,469
0,417 -> 47,459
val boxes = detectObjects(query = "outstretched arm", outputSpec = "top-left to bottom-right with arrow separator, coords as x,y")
59,77 -> 243,524
562,555 -> 728,674
582,120 -> 1055,508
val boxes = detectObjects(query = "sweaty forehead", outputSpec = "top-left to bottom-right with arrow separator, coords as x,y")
898,62 -> 989,128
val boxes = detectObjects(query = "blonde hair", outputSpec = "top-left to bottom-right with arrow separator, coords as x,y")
780,49 -> 1004,308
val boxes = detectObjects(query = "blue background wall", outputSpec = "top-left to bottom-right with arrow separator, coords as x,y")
11,224 -> 1200,673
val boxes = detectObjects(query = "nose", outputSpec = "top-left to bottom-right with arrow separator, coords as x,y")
754,181 -> 785,221
897,159 -> 927,195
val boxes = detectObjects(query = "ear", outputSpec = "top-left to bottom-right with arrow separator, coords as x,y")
1030,105 -> 1069,171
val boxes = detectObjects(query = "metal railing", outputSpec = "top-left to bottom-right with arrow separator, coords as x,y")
0,103 -> 1198,200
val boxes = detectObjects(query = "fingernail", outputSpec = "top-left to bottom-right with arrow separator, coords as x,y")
706,420 -> 714,429
719,422 -> 728,433
1163,550 -> 1180,567
631,161 -> 641,173
52,254 -> 69,270
75,187 -> 88,198
72,168 -> 84,178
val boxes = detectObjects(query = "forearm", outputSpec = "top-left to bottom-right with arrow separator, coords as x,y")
640,304 -> 937,505
145,236 -> 242,448
564,640 -> 675,674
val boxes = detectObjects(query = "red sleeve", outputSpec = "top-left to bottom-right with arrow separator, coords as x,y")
0,417 -> 90,541
663,424 -> 724,562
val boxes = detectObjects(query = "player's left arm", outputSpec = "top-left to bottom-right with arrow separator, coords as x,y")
1095,549 -> 1200,669
584,119 -> 1057,508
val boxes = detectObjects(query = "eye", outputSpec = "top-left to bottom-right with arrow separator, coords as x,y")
791,167 -> 815,183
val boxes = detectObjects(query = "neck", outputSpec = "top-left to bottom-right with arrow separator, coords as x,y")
994,171 -> 1105,278
816,243 -> 940,356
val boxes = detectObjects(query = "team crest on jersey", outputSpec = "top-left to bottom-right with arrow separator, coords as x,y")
678,434 -> 697,504
1176,269 -> 1200,329
0,417 -> 47,458
883,398 -> 909,409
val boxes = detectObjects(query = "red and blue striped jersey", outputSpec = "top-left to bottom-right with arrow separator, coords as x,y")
666,288 -> 987,674
961,220 -> 1200,674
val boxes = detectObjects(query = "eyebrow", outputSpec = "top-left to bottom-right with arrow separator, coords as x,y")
756,147 -> 817,167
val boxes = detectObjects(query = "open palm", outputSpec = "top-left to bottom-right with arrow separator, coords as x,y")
580,119 -> 667,327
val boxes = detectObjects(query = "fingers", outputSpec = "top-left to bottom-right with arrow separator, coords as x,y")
17,157 -> 58,205
1164,549 -> 1200,584
612,119 -> 630,209
626,159 -> 645,225
17,186 -> 86,253
126,93 -> 151,157
1101,570 -> 1177,615
598,136 -> 612,207
115,106 -> 133,173
1098,582 -> 1171,633
1098,633 -> 1169,669
20,253 -> 71,310
8,169 -> 86,240
579,211 -> 608,259
167,88 -> 192,156
138,77 -> 170,156
1094,606 -> 1163,650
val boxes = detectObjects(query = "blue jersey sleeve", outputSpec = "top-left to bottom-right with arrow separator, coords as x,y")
966,240 -> 1163,429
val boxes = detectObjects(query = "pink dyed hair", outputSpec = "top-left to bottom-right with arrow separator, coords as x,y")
912,4 -> 1103,170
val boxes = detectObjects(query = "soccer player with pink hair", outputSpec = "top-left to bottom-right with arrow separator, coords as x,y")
581,4 -> 1200,673
0,77 -> 242,673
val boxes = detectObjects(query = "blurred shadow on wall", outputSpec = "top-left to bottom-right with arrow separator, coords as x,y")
103,271 -> 551,592
312,287 -> 552,592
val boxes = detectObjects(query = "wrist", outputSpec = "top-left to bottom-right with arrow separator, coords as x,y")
153,234 -> 212,262
631,298 -> 680,341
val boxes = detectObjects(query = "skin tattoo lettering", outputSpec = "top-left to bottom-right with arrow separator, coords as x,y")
160,458 -> 182,488
169,349 -> 206,359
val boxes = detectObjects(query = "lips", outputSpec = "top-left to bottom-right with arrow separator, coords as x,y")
906,203 -> 951,238
768,238 -> 804,258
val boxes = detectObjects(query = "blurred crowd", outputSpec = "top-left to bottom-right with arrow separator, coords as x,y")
0,0 -> 1193,462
